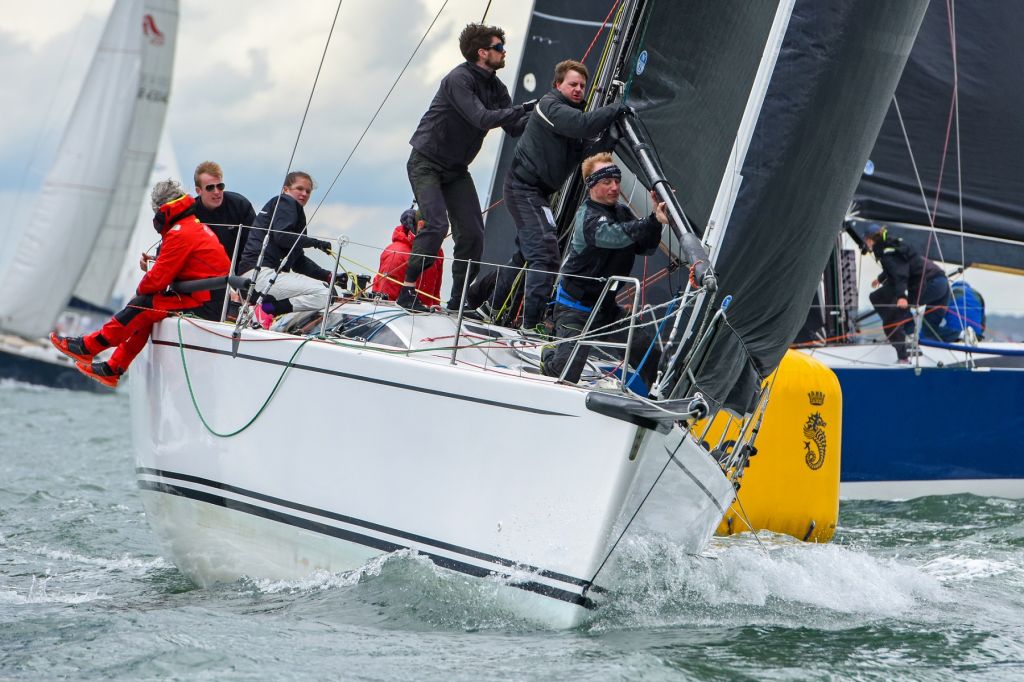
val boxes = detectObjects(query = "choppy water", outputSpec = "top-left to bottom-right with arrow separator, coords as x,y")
2,381 -> 1022,680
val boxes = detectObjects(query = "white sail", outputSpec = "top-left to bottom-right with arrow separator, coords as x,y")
75,0 -> 179,309
110,128 -> 183,309
0,0 -> 175,339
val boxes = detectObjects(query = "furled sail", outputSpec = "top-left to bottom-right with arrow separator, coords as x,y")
74,0 -> 179,308
0,0 -> 177,339
851,1 -> 1024,274
624,1 -> 929,412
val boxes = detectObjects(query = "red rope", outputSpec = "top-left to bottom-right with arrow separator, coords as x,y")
581,0 -> 622,64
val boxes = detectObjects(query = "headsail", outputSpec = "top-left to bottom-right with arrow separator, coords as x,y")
617,1 -> 929,412
851,1 -> 1024,274
0,0 -> 177,338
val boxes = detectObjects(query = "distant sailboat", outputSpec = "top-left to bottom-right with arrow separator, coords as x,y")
0,0 -> 178,390
799,0 -> 1024,500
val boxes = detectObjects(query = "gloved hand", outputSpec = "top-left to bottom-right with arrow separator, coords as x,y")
614,103 -> 633,119
521,98 -> 539,112
311,238 -> 332,253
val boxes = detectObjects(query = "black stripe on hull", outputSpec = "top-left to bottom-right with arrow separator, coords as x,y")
150,338 -> 576,418
137,473 -> 599,609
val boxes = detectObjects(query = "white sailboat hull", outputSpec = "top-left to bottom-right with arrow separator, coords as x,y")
131,317 -> 734,628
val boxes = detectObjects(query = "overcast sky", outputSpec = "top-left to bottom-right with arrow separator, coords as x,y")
2,0 -> 1020,318
0,0 -> 531,278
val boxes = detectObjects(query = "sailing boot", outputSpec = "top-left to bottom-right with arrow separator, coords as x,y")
395,285 -> 431,313
74,360 -> 124,389
49,333 -> 96,364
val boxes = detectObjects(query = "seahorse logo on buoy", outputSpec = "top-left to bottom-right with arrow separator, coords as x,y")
803,411 -> 827,470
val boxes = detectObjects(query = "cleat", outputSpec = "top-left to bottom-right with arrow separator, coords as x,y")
75,360 -> 122,388
50,333 -> 94,364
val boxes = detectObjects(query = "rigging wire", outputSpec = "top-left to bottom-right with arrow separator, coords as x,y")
307,0 -> 450,225
480,0 -> 493,23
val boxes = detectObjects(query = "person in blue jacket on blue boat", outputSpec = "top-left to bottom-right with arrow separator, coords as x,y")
864,223 -> 958,362
397,22 -> 534,313
541,153 -> 667,390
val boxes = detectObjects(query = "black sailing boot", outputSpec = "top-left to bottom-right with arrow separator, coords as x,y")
395,285 -> 431,313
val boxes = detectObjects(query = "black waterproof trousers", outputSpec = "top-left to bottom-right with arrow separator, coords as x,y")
491,175 -> 560,327
405,149 -> 483,308
870,275 -> 952,360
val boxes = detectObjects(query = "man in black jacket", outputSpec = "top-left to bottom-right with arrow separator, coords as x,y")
397,23 -> 533,312
542,153 -> 667,390
237,171 -> 335,320
191,160 -> 256,320
492,59 -> 625,332
864,223 -> 956,362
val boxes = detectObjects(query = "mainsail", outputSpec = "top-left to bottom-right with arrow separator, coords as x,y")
614,0 -> 929,412
0,0 -> 178,339
851,1 -> 1024,274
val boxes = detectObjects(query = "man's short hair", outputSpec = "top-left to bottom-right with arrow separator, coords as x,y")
193,161 -> 223,187
284,171 -> 315,190
151,178 -> 187,211
553,60 -> 588,87
459,23 -> 504,62
582,152 -> 614,180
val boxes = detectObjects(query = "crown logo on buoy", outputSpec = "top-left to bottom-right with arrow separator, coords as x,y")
807,390 -> 825,406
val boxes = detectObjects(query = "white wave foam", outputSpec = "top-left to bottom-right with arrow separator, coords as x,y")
247,551 -> 398,594
920,554 -> 1021,583
0,575 -> 106,605
39,547 -> 169,573
609,533 -> 950,619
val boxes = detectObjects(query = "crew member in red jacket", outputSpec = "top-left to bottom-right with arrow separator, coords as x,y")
371,209 -> 444,307
49,179 -> 230,388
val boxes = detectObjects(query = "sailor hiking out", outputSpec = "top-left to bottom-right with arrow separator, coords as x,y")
49,180 -> 230,387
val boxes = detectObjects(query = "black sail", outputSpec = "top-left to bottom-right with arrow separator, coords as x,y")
852,1 -> 1024,272
633,1 -> 929,412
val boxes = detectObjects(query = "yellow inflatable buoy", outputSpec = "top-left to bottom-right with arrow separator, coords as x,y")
706,349 -> 841,542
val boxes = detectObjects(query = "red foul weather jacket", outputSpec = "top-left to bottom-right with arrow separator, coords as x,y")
371,226 -> 444,306
137,194 -> 231,310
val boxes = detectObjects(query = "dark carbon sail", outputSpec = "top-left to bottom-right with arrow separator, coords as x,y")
851,1 -> 1024,273
651,1 -> 929,412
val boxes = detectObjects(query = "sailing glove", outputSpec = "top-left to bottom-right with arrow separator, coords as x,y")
521,99 -> 539,112
311,239 -> 333,253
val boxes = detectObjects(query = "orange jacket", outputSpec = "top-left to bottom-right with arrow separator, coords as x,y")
371,226 -> 443,305
138,194 -> 231,309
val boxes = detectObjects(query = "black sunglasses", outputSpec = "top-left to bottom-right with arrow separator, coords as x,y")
203,182 -> 225,192
486,42 -> 505,53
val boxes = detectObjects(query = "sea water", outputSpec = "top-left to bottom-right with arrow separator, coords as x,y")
1,381 -> 1022,680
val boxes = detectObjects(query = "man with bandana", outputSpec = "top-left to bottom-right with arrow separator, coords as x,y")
541,153 -> 667,390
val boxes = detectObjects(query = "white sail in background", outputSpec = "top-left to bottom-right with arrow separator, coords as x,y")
110,128 -> 183,308
75,0 -> 179,309
0,0 -> 178,339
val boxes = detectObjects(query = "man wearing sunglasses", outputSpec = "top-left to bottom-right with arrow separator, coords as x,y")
193,161 -> 256,274
398,23 -> 536,313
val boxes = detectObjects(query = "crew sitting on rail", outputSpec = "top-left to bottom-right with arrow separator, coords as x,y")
49,179 -> 230,388
541,153 -> 667,390
236,171 -> 338,327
